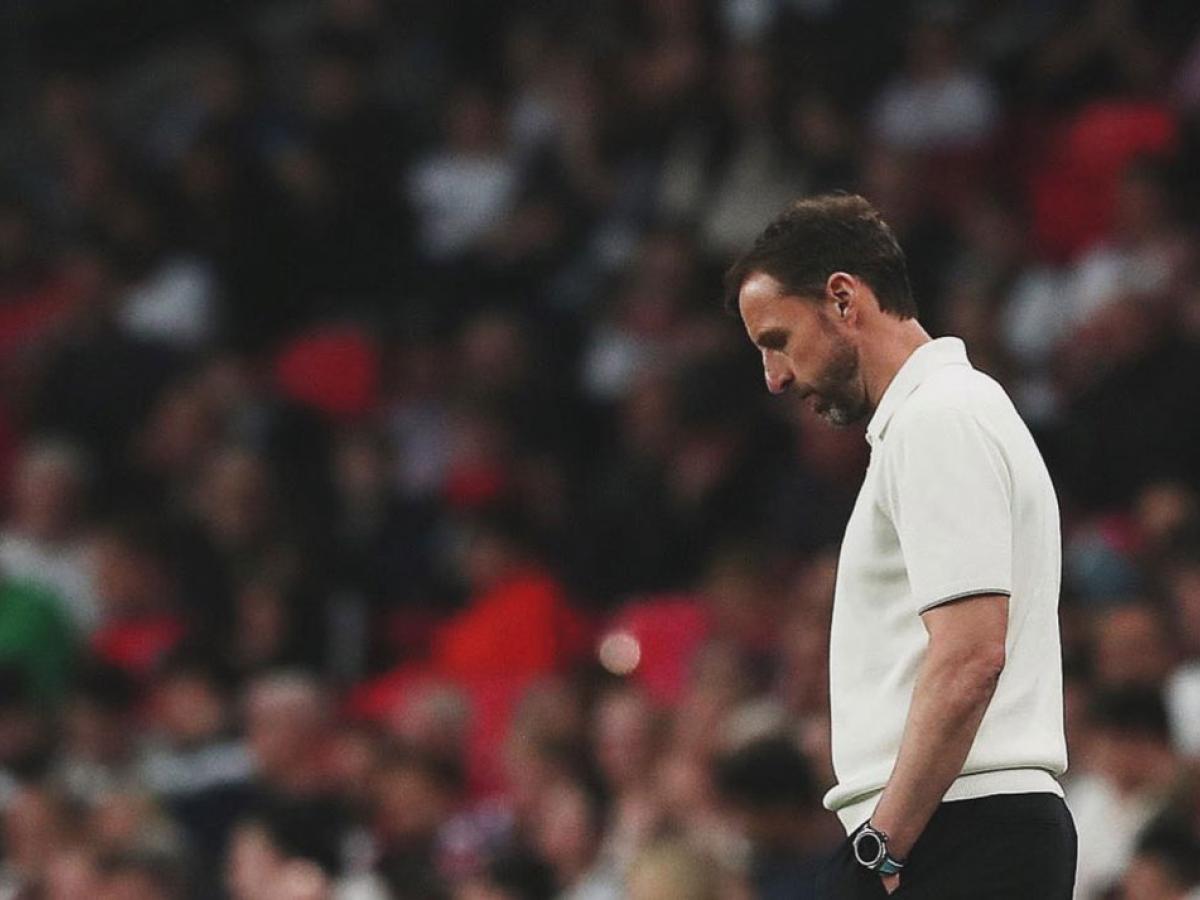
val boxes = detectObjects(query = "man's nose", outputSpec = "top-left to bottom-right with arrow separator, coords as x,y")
763,352 -> 795,395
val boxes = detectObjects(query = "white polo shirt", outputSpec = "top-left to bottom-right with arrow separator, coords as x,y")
824,337 -> 1067,833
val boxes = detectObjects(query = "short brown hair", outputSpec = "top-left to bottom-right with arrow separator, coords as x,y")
723,193 -> 917,319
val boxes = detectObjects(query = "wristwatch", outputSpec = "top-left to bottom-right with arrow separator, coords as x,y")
853,822 -> 906,876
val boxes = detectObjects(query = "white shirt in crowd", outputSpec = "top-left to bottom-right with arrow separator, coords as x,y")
825,337 -> 1068,832
1165,662 -> 1200,757
1065,773 -> 1165,900
0,531 -> 99,634
119,256 -> 216,349
871,70 -> 998,151
407,153 -> 517,261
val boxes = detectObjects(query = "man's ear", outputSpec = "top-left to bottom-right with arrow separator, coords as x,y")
826,271 -> 857,320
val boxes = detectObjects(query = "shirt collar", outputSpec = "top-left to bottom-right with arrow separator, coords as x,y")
865,337 -> 971,447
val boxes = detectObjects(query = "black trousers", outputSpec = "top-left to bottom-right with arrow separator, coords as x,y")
816,793 -> 1077,899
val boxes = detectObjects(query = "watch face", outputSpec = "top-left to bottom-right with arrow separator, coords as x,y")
854,830 -> 885,868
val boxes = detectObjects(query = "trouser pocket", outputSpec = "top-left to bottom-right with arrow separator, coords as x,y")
816,839 -> 893,900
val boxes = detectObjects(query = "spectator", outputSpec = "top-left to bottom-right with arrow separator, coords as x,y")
433,506 -> 585,684
385,683 -> 472,769
244,671 -> 333,797
226,815 -> 348,900
86,516 -> 184,680
0,784 -> 72,896
0,665 -> 54,788
140,653 -> 253,872
581,228 -> 702,404
0,438 -> 98,633
437,702 -> 584,872
659,45 -> 804,257
713,735 -> 832,900
20,242 -> 183,485
532,764 -> 620,900
371,746 -> 464,897
103,190 -> 217,350
0,195 -> 82,366
1164,543 -> 1200,756
1090,602 -> 1179,689
870,12 -> 998,152
181,444 -> 322,665
407,85 -> 518,265
53,661 -> 142,806
43,846 -> 103,900
1122,817 -> 1200,900
1062,159 -> 1192,342
1067,687 -> 1185,900
591,686 -> 662,869
241,670 -> 354,878
0,568 -> 76,703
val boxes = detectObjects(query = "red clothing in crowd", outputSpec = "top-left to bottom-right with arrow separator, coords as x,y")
433,566 -> 588,681
91,614 -> 186,679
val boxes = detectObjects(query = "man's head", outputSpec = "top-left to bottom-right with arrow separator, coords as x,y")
1091,602 -> 1177,688
1086,686 -> 1176,795
533,765 -> 610,886
724,194 -> 916,425
64,662 -> 139,764
151,652 -> 232,748
372,745 -> 464,846
1122,818 -> 1200,900
243,670 -> 329,788
11,439 -> 89,542
713,735 -> 818,850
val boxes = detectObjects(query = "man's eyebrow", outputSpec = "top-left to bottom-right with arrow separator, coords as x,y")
754,328 -> 788,349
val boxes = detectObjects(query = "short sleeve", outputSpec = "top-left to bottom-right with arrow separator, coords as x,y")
879,407 -> 1014,614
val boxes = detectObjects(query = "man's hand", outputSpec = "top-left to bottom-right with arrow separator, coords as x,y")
882,873 -> 901,895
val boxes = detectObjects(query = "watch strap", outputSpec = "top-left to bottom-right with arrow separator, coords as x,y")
878,854 -> 905,875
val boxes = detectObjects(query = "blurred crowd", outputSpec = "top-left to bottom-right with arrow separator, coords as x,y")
2,0 -> 1200,897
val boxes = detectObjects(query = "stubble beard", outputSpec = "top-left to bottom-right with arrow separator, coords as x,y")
814,337 -> 868,427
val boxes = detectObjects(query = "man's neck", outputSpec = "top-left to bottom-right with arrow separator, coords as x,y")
862,317 -> 933,412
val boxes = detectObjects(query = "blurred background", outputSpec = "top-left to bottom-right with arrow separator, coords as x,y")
1,0 -> 1200,897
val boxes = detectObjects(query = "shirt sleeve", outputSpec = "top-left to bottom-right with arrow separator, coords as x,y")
879,406 -> 1014,614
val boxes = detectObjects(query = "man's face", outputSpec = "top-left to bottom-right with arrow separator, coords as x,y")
737,272 -> 869,426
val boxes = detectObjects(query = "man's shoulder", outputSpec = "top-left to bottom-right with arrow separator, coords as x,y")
892,365 -> 1013,436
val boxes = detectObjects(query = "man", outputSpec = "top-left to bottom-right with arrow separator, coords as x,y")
1122,816 -> 1200,900
1068,687 -> 1181,899
713,735 -> 835,899
725,194 -> 1076,898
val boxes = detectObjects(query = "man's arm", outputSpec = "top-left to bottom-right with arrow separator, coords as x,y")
867,593 -> 1009,871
